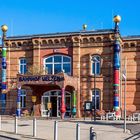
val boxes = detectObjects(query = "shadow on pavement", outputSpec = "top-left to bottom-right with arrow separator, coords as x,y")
0,135 -> 19,140
68,120 -> 128,125
124,132 -> 140,140
0,131 -> 46,140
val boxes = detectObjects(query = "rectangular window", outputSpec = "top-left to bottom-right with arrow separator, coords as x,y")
45,57 -> 53,63
96,63 -> 100,74
92,90 -> 100,110
20,90 -> 26,108
54,64 -> 61,74
19,58 -> 27,74
91,56 -> 100,75
54,56 -> 62,63
63,64 -> 71,75
92,63 -> 95,74
92,63 -> 100,75
46,64 -> 53,74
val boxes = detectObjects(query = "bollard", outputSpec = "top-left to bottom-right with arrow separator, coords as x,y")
54,121 -> 58,140
76,123 -> 80,140
15,116 -> 18,134
33,117 -> 37,137
0,115 -> 1,130
90,127 -> 97,140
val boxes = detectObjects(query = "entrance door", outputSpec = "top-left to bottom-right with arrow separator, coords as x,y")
42,90 -> 72,118
65,96 -> 71,117
50,96 -> 57,117
41,96 -> 50,117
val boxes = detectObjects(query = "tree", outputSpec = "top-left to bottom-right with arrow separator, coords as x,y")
26,65 -> 48,75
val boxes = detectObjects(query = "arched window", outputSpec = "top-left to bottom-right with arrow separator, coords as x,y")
44,55 -> 71,75
92,89 -> 100,110
83,38 -> 89,43
19,58 -> 27,74
89,37 -> 95,43
91,55 -> 101,75
42,40 -> 47,45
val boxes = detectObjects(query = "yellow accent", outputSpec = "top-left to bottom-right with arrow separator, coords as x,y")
113,15 -> 121,23
2,89 -> 7,94
32,96 -> 37,103
1,24 -> 8,32
47,102 -> 52,110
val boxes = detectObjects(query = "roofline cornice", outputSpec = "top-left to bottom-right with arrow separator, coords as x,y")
123,35 -> 140,41
6,29 -> 114,40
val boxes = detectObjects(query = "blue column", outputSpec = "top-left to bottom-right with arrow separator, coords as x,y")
16,86 -> 21,117
1,41 -> 7,114
113,15 -> 121,115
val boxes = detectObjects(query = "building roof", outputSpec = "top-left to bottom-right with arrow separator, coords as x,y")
123,35 -> 140,41
6,29 -> 114,40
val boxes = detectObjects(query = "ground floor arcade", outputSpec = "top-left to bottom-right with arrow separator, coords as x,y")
13,73 -> 80,118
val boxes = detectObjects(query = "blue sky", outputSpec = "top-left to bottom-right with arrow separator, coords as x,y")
0,0 -> 139,37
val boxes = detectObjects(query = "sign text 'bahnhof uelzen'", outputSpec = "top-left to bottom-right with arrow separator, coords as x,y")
18,75 -> 64,82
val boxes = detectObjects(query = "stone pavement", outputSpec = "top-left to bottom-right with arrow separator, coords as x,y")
0,117 -> 139,140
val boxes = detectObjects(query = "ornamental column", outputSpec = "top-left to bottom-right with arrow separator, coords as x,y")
16,85 -> 21,117
113,15 -> 121,115
60,87 -> 66,119
1,25 -> 8,114
72,90 -> 76,117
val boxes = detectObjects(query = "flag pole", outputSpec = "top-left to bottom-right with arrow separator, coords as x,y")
124,56 -> 127,133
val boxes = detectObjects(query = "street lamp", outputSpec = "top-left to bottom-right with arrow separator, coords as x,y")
1,25 -> 8,114
91,56 -> 99,121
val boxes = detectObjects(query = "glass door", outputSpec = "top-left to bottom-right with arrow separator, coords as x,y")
57,96 -> 61,117
42,90 -> 72,118
41,96 -> 50,117
65,95 -> 71,117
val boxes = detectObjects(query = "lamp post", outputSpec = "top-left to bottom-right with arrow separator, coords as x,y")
91,57 -> 99,121
123,57 -> 127,133
1,25 -> 8,114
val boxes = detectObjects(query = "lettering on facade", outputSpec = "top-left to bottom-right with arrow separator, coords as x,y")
18,75 -> 64,82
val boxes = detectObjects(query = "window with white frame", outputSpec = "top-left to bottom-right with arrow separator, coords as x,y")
44,55 -> 71,75
92,89 -> 100,110
20,90 -> 26,108
91,55 -> 101,75
19,58 -> 27,74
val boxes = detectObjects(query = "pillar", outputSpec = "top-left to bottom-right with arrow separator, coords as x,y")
113,15 -> 121,115
16,85 -> 21,117
73,38 -> 81,118
1,25 -> 8,114
60,87 -> 66,119
72,90 -> 77,117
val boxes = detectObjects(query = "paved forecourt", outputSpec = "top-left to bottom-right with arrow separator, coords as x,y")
0,117 -> 136,140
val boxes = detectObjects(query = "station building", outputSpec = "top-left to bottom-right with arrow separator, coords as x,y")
1,25 -> 140,117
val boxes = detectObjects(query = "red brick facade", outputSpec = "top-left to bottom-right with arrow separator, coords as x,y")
1,29 -> 140,117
